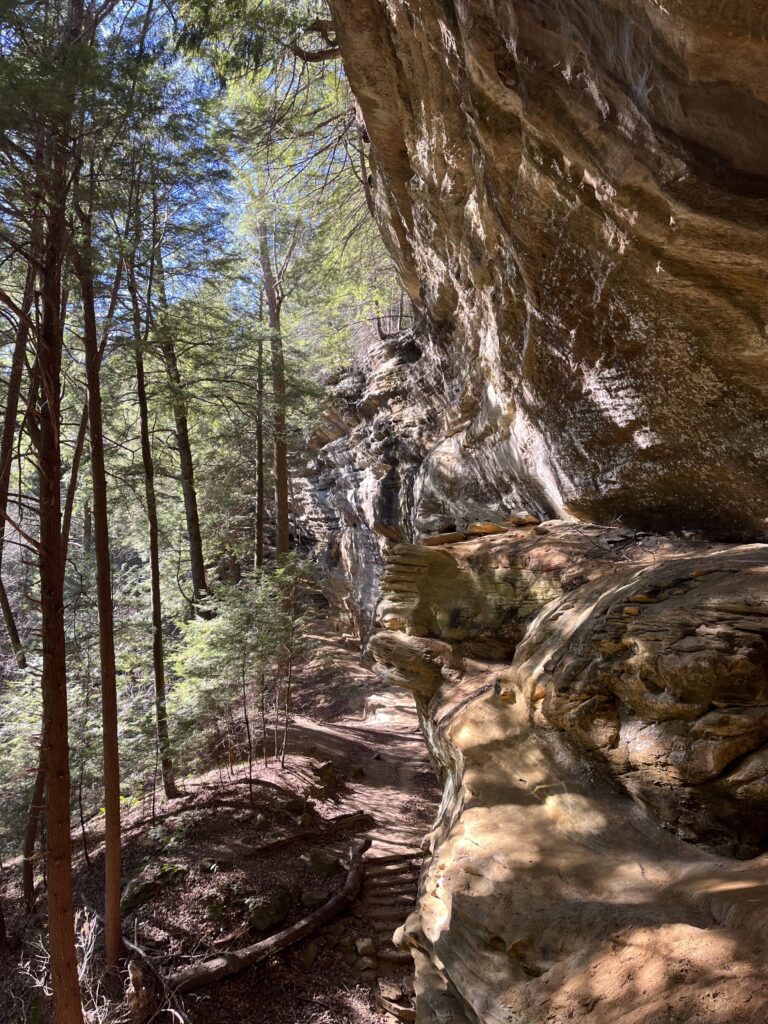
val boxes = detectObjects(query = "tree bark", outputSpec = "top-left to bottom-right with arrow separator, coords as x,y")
22,741 -> 47,912
158,333 -> 208,606
257,223 -> 290,556
255,329 -> 265,568
38,84 -> 84,1023
133,341 -> 179,800
0,226 -> 38,669
0,578 -> 24,667
153,196 -> 208,610
72,206 -> 123,965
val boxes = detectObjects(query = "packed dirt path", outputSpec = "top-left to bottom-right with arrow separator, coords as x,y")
0,630 -> 439,1024
181,631 -> 440,1024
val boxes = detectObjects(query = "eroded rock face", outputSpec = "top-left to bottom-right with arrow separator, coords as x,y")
308,4 -> 768,1018
329,0 -> 768,541
296,332 -> 442,634
370,525 -> 768,1022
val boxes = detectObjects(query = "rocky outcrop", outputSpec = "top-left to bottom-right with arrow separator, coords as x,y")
329,0 -> 768,542
369,524 -> 768,1023
302,3 -> 768,1019
296,331 -> 441,634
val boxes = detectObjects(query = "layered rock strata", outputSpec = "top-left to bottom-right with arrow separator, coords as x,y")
329,0 -> 768,541
368,523 -> 768,1022
296,331 -> 439,634
307,3 -> 768,1018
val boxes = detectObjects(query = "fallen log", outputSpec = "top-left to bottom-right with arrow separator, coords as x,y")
166,837 -> 371,994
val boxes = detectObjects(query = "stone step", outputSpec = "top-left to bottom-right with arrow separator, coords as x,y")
369,907 -> 411,922
377,949 -> 413,965
365,865 -> 420,879
365,851 -> 423,866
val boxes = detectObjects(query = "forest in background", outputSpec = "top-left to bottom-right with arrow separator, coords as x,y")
0,2 -> 404,1019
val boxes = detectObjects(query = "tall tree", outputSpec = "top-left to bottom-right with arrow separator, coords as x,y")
71,162 -> 123,965
0,248 -> 37,669
128,237 -> 180,800
154,235 -> 209,610
257,221 -> 290,555
255,324 -> 265,567
37,0 -> 85,1008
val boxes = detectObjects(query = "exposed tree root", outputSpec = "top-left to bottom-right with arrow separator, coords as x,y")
166,838 -> 371,994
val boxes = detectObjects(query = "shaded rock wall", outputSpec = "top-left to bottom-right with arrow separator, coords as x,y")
329,0 -> 768,541
299,4 -> 768,1020
295,332 -> 440,634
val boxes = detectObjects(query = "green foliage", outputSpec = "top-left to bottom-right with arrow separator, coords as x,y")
176,0 -> 320,82
0,0 -> 402,872
171,556 -> 316,771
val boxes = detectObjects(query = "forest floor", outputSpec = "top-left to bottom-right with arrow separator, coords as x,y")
0,627 -> 440,1024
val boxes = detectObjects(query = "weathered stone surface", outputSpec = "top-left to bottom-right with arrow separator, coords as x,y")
295,3 -> 768,1020
369,527 -> 768,1022
295,335 -> 440,634
308,847 -> 341,878
120,871 -> 159,915
328,0 -> 768,543
301,888 -> 328,910
248,887 -> 291,931
121,863 -> 187,915
356,936 -> 377,956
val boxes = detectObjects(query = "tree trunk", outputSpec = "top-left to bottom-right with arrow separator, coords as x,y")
38,86 -> 84,1022
158,333 -> 208,607
22,741 -> 47,912
0,579 -> 24,667
134,342 -> 179,800
73,216 -> 123,965
155,332 -> 207,602
0,228 -> 38,669
257,223 -> 290,556
153,200 -> 208,610
255,329 -> 265,568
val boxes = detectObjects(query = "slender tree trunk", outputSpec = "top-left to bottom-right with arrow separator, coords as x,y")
82,500 -> 92,555
77,756 -> 92,872
61,405 -> 88,560
162,340 -> 208,606
0,579 -> 23,666
22,742 -> 47,912
153,205 -> 208,610
73,212 -> 123,965
38,88 -> 84,1022
0,224 -> 38,669
255,330 -> 265,568
260,675 -> 268,767
241,660 -> 254,807
134,343 -> 179,799
280,583 -> 296,768
127,165 -> 179,802
280,650 -> 293,769
257,224 -> 289,555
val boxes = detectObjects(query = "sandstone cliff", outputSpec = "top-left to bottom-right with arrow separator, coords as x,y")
374,525 -> 768,1022
329,0 -> 768,542
301,2 -> 768,1020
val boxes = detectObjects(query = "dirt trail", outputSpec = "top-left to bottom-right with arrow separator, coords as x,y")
0,632 -> 439,1024
185,633 -> 440,1024
282,648 -> 439,1016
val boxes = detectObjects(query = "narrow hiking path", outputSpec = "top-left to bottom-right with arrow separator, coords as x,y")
0,628 -> 439,1024
180,630 -> 440,1023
